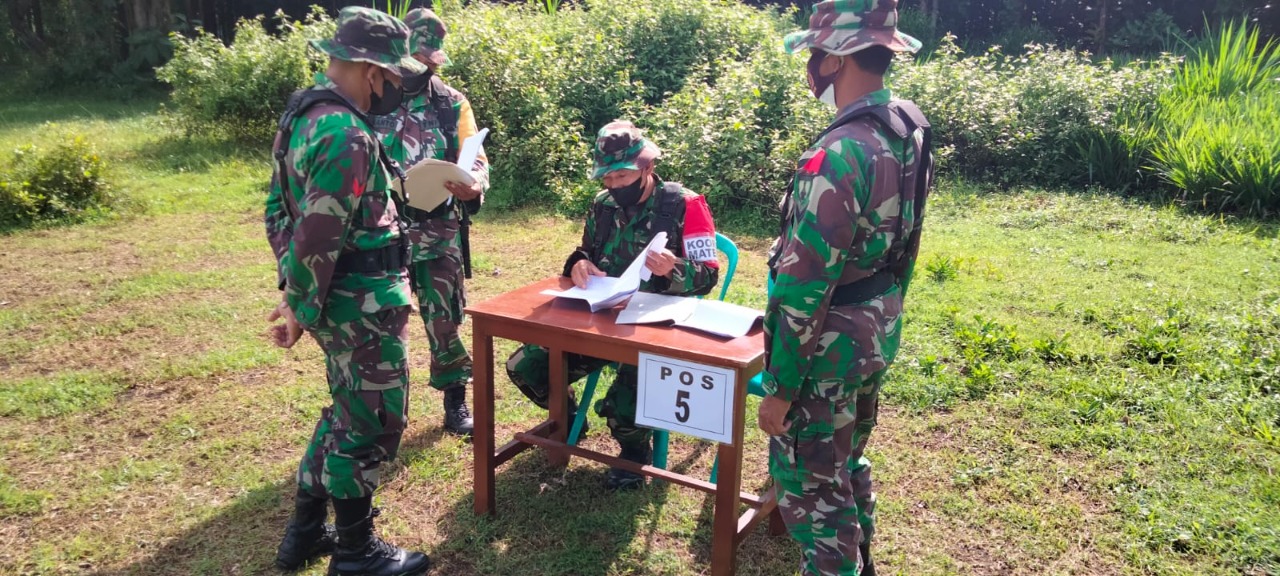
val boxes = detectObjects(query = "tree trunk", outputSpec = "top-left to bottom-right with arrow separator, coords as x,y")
1096,0 -> 1108,53
7,0 -> 47,53
124,0 -> 171,33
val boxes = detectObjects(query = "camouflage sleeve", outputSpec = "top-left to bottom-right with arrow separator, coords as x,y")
562,203 -> 597,276
456,97 -> 487,215
280,125 -> 373,330
655,195 -> 719,297
264,169 -> 293,290
762,146 -> 866,402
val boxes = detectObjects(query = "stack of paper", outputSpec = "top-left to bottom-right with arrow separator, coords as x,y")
615,292 -> 763,339
541,233 -> 667,312
394,128 -> 490,212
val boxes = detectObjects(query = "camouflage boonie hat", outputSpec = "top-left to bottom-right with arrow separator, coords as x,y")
310,6 -> 427,78
784,0 -> 922,56
591,120 -> 661,179
404,8 -> 451,67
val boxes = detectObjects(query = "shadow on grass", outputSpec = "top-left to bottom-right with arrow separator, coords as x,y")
432,450 -> 673,576
0,96 -> 160,131
128,134 -> 270,175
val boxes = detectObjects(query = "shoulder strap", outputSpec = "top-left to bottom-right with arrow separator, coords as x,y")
591,200 -> 616,259
654,182 -> 683,243
272,88 -> 407,217
429,76 -> 459,163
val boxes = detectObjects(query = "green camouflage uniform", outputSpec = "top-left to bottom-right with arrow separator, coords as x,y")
767,2 -> 928,575
265,9 -> 427,501
372,9 -> 488,392
505,122 -> 720,448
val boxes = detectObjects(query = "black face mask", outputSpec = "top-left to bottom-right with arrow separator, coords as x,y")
367,78 -> 404,116
402,69 -> 433,99
607,174 -> 648,207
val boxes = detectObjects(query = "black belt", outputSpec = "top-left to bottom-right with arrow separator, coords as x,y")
769,269 -> 897,306
404,200 -> 453,222
334,244 -> 408,276
830,270 -> 896,306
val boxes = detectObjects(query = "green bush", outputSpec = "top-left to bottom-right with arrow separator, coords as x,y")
640,47 -> 822,223
157,9 -> 334,141
0,134 -> 113,229
892,37 -> 1175,189
444,0 -> 789,209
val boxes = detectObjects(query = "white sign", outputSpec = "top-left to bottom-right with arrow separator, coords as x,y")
636,353 -> 737,445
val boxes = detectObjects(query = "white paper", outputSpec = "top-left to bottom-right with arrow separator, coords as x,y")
542,232 -> 667,312
396,159 -> 474,211
457,128 -> 489,171
616,292 -> 699,325
677,299 -> 763,339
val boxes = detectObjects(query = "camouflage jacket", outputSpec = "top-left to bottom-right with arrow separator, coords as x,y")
265,75 -> 412,331
373,79 -> 489,263
564,178 -> 720,297
763,89 -> 928,401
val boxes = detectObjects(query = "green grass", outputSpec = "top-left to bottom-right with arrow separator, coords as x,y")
0,96 -> 1278,575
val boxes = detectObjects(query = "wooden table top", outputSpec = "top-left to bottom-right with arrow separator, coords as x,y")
466,277 -> 765,371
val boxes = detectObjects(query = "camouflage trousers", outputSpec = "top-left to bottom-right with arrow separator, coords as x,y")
411,255 -> 471,391
769,371 -> 884,576
297,307 -> 412,500
505,344 -> 651,446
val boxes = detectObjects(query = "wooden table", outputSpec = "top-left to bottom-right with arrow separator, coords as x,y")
467,277 -> 781,576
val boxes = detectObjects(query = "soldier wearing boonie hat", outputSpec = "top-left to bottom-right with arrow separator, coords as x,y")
758,1 -> 934,576
505,120 -> 721,492
265,6 -> 431,576
369,7 -> 491,440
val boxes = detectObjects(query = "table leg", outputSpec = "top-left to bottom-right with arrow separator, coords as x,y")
710,371 -> 750,576
545,346 -> 570,467
472,325 -> 496,516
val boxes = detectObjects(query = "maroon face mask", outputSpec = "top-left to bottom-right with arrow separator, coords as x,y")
806,50 -> 840,106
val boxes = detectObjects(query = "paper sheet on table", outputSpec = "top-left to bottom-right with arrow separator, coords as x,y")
392,127 -> 490,212
675,299 -> 763,338
541,232 -> 667,312
616,292 -> 699,325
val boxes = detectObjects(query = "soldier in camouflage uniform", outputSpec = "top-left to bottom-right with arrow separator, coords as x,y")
506,121 -> 721,490
372,8 -> 488,437
758,1 -> 932,575
264,7 -> 431,576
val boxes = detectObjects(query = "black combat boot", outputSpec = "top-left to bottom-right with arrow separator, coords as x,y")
328,496 -> 430,576
604,440 -> 651,491
275,489 -> 336,571
442,385 -> 474,437
859,542 -> 875,576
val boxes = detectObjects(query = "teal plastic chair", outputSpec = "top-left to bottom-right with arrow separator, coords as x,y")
566,232 -> 740,472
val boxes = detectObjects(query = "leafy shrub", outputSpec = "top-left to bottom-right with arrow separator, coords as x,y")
157,9 -> 334,141
1110,9 -> 1182,54
892,37 -> 1176,189
641,47 -> 820,222
0,134 -> 113,228
444,0 -> 789,210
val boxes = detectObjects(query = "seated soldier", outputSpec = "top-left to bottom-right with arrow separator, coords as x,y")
505,120 -> 720,490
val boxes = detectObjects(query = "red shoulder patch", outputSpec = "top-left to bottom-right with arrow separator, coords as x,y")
801,148 -> 827,175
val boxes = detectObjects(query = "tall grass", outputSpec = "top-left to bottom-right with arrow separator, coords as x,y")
1149,21 -> 1280,216
1173,20 -> 1280,99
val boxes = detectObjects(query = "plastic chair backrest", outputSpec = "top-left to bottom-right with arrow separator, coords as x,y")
715,232 -> 738,302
